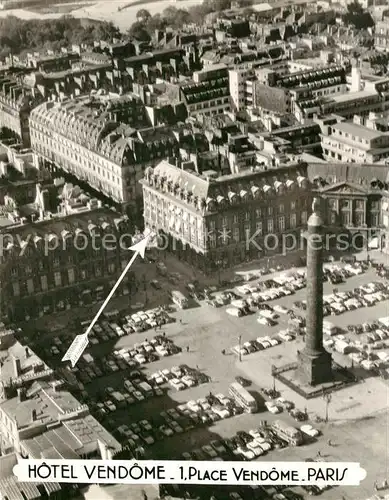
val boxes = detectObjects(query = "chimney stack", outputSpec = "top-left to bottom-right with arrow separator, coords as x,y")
17,388 -> 26,402
25,347 -> 30,358
12,357 -> 21,378
31,409 -> 37,422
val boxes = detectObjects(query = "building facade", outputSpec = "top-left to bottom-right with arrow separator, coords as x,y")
141,160 -> 312,271
0,208 -> 136,322
0,73 -> 34,146
321,118 -> 389,164
308,162 -> 389,251
29,97 -> 183,214
180,64 -> 232,118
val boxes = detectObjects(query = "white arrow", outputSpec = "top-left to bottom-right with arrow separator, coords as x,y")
62,231 -> 154,367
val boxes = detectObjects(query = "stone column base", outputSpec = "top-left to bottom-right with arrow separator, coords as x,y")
296,349 -> 333,386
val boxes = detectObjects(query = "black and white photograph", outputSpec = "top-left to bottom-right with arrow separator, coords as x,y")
0,0 -> 388,498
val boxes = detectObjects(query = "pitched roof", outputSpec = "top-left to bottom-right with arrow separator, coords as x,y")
153,160 -> 210,200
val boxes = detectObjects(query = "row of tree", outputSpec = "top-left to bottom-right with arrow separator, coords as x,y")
0,16 -> 120,59
128,0 -> 253,41
0,0 -> 375,58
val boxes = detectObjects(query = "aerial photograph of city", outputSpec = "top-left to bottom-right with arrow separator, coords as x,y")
0,0 -> 388,498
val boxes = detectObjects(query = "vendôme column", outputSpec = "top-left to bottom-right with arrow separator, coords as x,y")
297,198 -> 332,385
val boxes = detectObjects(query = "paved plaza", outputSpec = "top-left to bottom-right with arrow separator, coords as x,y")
24,253 -> 389,500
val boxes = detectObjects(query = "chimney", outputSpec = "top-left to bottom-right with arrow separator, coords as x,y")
25,347 -> 30,358
12,357 -> 21,378
31,409 -> 37,422
17,388 -> 26,402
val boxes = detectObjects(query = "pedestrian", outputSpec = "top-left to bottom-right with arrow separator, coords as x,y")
163,331 -> 166,337
317,450 -> 322,457
328,439 -> 332,446
186,346 -> 189,352
196,365 -> 199,370
179,319 -> 182,324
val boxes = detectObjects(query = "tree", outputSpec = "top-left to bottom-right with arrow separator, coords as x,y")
203,0 -> 231,12
235,0 -> 253,7
0,16 -> 120,56
343,1 -> 374,29
127,21 -> 151,42
147,14 -> 166,32
161,6 -> 191,28
188,4 -> 211,23
136,9 -> 151,23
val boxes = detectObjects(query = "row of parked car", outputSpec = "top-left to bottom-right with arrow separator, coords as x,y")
265,400 -> 308,422
108,392 -> 244,452
324,331 -> 389,373
323,261 -> 366,284
204,272 -> 306,311
112,335 -> 182,366
236,272 -> 307,301
46,307 -> 175,357
182,421 -> 318,466
148,364 -> 210,391
294,280 -> 389,317
90,366 -> 207,419
232,328 -> 299,357
67,335 -> 181,387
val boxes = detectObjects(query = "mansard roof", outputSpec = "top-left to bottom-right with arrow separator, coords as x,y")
143,160 -> 309,214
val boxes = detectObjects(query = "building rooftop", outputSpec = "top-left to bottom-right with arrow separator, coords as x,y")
323,89 -> 377,104
0,339 -> 50,386
0,453 -> 61,500
332,121 -> 388,141
0,381 -> 82,428
143,160 -> 309,214
0,207 -> 130,263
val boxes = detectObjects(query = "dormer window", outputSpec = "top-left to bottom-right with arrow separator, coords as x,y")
206,197 -> 215,211
228,191 -> 237,203
274,180 -> 283,193
251,185 -> 260,198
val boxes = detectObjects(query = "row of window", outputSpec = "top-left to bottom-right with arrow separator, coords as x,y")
207,212 -> 306,248
329,212 -> 379,226
208,202 -> 301,228
11,262 -> 124,297
327,198 -> 380,211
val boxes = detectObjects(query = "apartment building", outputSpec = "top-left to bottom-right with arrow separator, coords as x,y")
121,47 -> 197,85
375,22 -> 389,52
321,117 -> 389,164
29,95 -> 184,212
251,64 -> 348,121
0,72 -> 36,146
0,328 -> 120,465
0,205 -> 135,322
180,64 -> 232,118
140,159 -> 311,271
228,66 -> 256,111
320,76 -> 389,118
